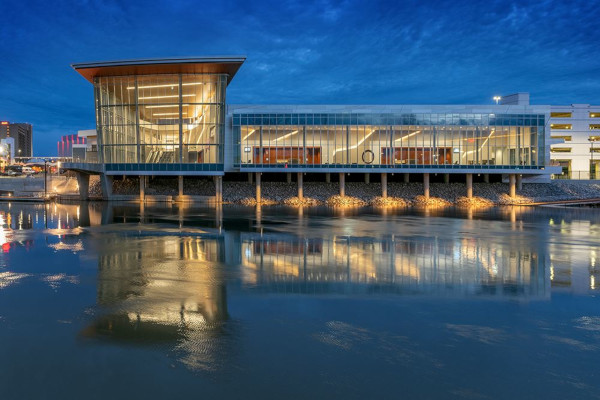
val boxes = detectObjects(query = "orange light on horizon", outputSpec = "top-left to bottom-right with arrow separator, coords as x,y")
0,121 -> 9,125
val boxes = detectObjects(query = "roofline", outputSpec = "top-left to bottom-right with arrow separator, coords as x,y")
71,56 -> 246,70
71,56 -> 246,85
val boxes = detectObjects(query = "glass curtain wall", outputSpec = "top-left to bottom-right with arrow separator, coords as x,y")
95,74 -> 226,164
233,113 -> 545,168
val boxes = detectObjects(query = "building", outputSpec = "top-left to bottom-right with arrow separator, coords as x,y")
0,121 -> 33,158
57,134 -> 87,160
549,104 -> 600,179
64,57 -> 560,201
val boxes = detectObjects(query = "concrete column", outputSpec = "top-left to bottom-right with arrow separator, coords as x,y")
381,173 -> 388,198
483,174 -> 490,183
516,174 -> 523,191
216,176 -> 223,203
75,172 -> 90,200
255,172 -> 261,203
444,174 -> 450,184
178,175 -> 184,197
466,173 -> 473,199
100,174 -> 113,200
423,173 -> 430,200
339,173 -> 345,197
287,172 -> 292,184
297,172 -> 303,200
404,173 -> 410,183
139,175 -> 145,202
325,172 -> 331,183
509,174 -> 516,198
248,172 -> 253,184
364,173 -> 370,184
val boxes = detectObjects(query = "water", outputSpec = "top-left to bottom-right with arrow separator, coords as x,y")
0,202 -> 599,399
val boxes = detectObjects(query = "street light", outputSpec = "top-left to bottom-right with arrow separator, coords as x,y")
590,137 -> 596,180
493,96 -> 502,105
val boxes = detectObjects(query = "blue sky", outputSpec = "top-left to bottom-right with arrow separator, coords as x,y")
1,0 -> 599,155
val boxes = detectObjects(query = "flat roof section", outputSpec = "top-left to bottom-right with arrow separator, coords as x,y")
71,56 -> 246,85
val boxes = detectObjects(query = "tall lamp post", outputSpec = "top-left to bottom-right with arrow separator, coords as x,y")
44,159 -> 48,198
590,138 -> 596,180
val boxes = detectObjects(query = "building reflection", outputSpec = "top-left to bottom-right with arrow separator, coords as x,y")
240,233 -> 548,298
82,234 -> 230,371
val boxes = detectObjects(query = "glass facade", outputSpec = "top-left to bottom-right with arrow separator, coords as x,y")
233,113 -> 546,169
95,73 -> 226,166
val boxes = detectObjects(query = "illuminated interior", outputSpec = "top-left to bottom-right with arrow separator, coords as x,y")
235,114 -> 544,167
96,74 -> 226,164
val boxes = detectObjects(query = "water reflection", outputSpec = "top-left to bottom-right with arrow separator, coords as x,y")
240,233 -> 546,298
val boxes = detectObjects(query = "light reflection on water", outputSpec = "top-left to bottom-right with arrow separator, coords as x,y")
0,202 -> 600,398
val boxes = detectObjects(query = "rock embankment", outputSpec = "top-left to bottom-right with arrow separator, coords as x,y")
85,177 -> 600,207
222,181 -> 600,207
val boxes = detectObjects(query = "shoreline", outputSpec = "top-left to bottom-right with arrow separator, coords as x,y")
106,179 -> 600,207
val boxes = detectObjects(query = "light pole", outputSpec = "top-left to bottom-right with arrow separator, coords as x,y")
44,159 -> 48,198
493,96 -> 502,105
590,138 -> 596,180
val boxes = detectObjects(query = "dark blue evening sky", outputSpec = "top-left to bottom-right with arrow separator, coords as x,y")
1,0 -> 599,155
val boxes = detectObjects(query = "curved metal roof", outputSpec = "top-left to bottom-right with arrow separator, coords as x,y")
71,56 -> 246,85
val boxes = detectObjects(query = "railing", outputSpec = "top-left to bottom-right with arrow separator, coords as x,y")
552,171 -> 599,180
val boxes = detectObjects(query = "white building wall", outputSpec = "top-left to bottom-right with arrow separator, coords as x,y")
550,104 -> 600,179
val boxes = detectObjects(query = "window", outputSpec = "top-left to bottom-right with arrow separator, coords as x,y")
551,147 -> 572,153
550,124 -> 572,130
551,112 -> 572,118
590,112 -> 600,118
589,125 -> 600,130
551,135 -> 572,141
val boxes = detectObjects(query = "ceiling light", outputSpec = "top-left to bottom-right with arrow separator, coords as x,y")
139,94 -> 195,100
127,82 -> 204,90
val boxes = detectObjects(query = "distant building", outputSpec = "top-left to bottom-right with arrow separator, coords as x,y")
0,121 -> 33,158
549,105 -> 600,179
57,134 -> 87,160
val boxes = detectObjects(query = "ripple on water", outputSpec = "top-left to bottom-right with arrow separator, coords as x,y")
0,271 -> 30,289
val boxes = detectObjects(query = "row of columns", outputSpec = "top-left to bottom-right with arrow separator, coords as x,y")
252,172 -> 521,203
79,172 -> 521,204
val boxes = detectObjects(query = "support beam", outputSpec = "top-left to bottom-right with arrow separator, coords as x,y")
100,174 -> 113,200
255,172 -> 261,203
404,173 -> 410,183
466,173 -> 473,199
339,173 -> 345,197
516,174 -> 523,191
444,174 -> 450,184
325,172 -> 331,183
287,172 -> 292,184
509,174 -> 516,198
483,174 -> 490,183
364,173 -> 370,184
139,175 -> 145,202
423,173 -> 430,199
381,173 -> 388,198
75,172 -> 90,200
297,172 -> 303,200
178,176 -> 184,197
216,176 -> 223,203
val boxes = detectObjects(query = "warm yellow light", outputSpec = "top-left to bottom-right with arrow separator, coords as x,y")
153,112 -> 187,116
272,130 -> 299,143
394,130 -> 421,142
139,94 -> 194,100
126,82 -> 204,90
332,130 -> 375,156
144,105 -> 180,109
241,129 -> 256,141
